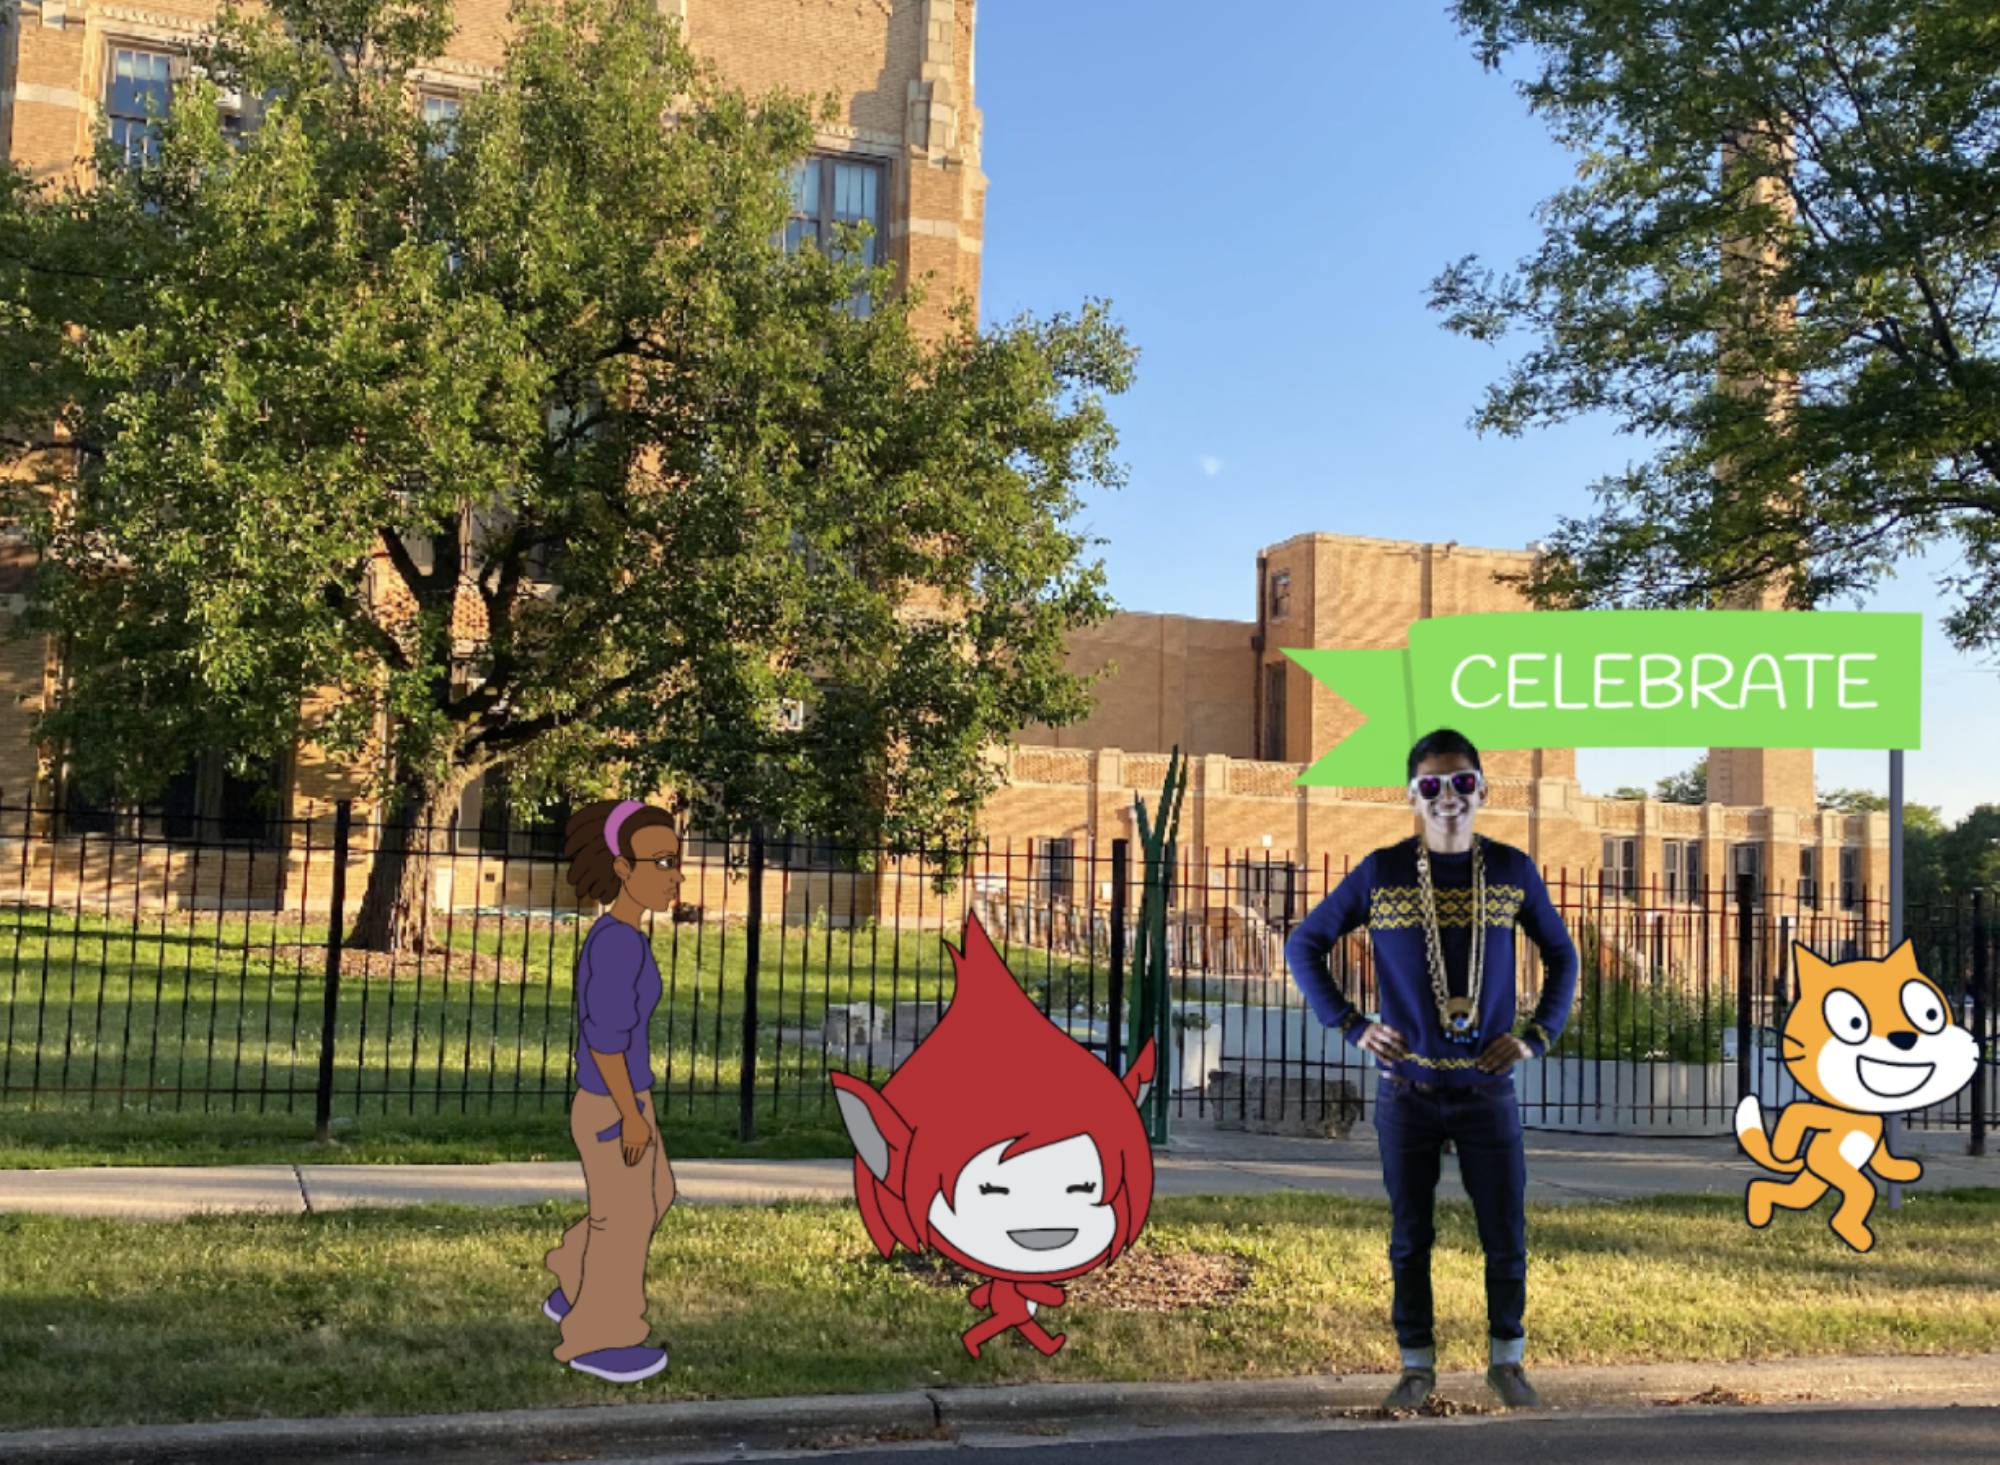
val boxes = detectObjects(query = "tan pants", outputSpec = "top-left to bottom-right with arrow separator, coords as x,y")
546,1087 -> 677,1361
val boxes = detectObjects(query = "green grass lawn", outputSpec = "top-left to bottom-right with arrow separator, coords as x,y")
1,1189 -> 1997,1433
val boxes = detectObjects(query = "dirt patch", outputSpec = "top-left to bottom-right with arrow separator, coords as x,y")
1329,1395 -> 1496,1420
267,944 -> 541,985
890,1245 -> 1252,1311
1653,1386 -> 1764,1407
796,1424 -> 955,1450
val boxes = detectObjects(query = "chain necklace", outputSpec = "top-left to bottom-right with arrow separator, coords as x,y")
1415,835 -> 1484,1044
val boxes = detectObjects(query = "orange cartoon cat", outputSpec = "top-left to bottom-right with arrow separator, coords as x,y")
1735,939 -> 1979,1253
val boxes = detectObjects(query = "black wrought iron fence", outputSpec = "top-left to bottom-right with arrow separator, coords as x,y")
0,790 -> 1990,1148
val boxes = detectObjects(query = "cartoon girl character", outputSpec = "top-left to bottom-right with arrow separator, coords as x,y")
831,912 -> 1157,1358
543,798 -> 683,1382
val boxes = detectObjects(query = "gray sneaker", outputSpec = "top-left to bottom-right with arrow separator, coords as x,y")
1486,1362 -> 1541,1408
1381,1368 -> 1436,1410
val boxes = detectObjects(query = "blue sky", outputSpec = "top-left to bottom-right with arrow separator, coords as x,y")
973,0 -> 2000,824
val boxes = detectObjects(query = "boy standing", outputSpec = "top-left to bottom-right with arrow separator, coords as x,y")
1285,729 -> 1577,1409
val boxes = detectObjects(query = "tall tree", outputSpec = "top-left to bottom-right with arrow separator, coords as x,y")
1655,757 -> 1708,804
1431,1 -> 2000,657
0,0 -> 1133,951
1938,804 -> 2000,895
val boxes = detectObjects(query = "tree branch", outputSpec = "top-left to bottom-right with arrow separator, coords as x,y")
375,523 -> 434,597
322,575 -> 413,673
465,665 -> 652,758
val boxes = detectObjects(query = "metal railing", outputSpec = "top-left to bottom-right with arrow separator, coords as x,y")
0,792 -> 1989,1147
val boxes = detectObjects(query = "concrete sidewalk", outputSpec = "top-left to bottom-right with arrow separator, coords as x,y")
0,1118 -> 1992,1220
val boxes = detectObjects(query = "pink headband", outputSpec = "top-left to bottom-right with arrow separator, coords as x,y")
603,799 -> 645,857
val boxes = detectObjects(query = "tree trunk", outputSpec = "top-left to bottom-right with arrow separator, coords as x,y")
347,770 -> 469,954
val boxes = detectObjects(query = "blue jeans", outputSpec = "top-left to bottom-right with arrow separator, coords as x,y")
1374,1073 -> 1527,1353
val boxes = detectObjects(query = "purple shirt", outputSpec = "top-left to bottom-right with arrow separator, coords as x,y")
574,915 -> 662,1097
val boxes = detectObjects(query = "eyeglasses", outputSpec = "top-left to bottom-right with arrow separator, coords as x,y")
1409,771 -> 1484,801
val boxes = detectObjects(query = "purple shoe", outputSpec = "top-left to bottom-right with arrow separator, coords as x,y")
542,1287 -> 571,1323
568,1344 -> 668,1383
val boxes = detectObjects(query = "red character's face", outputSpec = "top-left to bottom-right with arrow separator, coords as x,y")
926,1133 -> 1116,1277
830,913 -> 1158,1284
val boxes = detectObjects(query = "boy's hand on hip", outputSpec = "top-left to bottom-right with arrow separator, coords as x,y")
1358,1023 -> 1408,1062
1475,1035 -> 1533,1073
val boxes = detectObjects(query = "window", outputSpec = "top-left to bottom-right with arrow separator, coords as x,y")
1799,847 -> 1819,910
1042,837 -> 1075,903
523,797 -> 571,857
545,379 -> 608,461
1840,847 -> 1859,911
1262,661 -> 1286,761
1600,836 -> 1636,900
1269,571 -> 1291,619
468,501 -> 556,586
461,767 -> 510,854
1732,842 -> 1763,909
787,154 -> 887,313
106,47 -> 173,168
1236,857 -> 1299,923
1664,838 -> 1704,904
419,91 -> 461,159
61,771 -> 120,837
457,766 -> 570,857
65,744 -> 286,846
161,750 -> 285,845
395,514 -> 438,576
769,829 -> 851,871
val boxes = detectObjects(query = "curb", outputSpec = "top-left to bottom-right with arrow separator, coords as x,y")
3,1353 -> 1998,1464
0,1391 -> 947,1465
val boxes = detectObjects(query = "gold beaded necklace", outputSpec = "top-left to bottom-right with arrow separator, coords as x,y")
1414,836 -> 1484,1043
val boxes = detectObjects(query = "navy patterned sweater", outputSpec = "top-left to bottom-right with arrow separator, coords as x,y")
1284,834 -> 1579,1086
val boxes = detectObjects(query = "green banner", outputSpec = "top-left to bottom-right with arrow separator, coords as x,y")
1285,610 -> 1921,788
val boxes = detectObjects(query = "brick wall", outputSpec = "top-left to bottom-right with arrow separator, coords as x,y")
1020,611 -> 1256,758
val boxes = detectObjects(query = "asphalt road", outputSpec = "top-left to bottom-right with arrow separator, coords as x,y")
640,1403 -> 2000,1465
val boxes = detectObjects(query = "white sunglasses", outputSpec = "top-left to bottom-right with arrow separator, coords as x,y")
1409,770 -> 1485,801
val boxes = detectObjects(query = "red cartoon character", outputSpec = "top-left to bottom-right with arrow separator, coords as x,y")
830,913 -> 1157,1359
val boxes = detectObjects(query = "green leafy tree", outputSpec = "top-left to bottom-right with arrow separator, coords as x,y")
1938,804 -> 2000,896
1654,757 -> 1707,804
1432,1 -> 2000,657
1901,802 -> 1948,910
0,0 -> 1133,951
1817,785 -> 1887,813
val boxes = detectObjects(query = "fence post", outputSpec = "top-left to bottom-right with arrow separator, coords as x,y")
739,825 -> 765,1143
1974,890 -> 1988,1158
1735,872 -> 1756,1102
314,800 -> 353,1143
1107,839 -> 1128,1075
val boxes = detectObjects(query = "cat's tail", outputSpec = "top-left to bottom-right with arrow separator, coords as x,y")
1734,1094 -> 1805,1174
